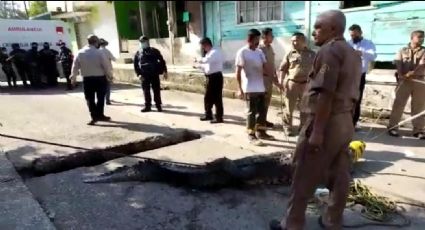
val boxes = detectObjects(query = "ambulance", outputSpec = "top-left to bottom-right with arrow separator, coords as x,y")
0,19 -> 72,53
0,19 -> 73,80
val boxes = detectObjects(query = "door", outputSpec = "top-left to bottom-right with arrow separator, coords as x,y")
203,1 -> 220,46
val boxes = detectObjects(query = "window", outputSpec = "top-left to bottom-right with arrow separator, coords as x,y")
340,1 -> 371,9
237,1 -> 282,24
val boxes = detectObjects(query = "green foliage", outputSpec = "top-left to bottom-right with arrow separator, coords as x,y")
28,1 -> 47,17
0,1 -> 27,19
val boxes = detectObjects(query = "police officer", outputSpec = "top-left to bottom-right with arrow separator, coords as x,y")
26,42 -> 41,88
133,36 -> 168,112
9,43 -> 29,87
259,28 -> 283,129
39,42 -> 59,87
279,32 -> 316,136
58,41 -> 74,90
0,47 -> 17,88
270,10 -> 361,230
388,30 -> 425,140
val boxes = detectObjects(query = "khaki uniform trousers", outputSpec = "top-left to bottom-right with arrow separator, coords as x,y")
389,79 -> 425,134
284,112 -> 354,230
284,79 -> 307,132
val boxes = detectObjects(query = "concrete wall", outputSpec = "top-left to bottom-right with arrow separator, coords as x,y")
72,1 -> 120,58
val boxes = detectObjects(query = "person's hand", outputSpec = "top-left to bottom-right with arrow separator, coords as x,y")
404,71 -> 414,79
163,72 -> 168,80
308,131 -> 324,153
354,50 -> 362,57
237,89 -> 245,100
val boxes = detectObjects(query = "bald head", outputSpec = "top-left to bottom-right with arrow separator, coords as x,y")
312,10 -> 346,46
318,10 -> 346,34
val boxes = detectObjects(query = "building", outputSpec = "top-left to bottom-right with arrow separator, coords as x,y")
45,1 -> 204,65
206,1 -> 425,69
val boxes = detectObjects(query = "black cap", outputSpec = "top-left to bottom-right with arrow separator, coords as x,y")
139,35 -> 149,42
99,38 -> 108,46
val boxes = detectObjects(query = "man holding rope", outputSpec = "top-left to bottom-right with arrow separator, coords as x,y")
388,30 -> 425,140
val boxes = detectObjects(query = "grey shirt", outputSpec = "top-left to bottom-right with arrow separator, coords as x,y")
70,45 -> 112,80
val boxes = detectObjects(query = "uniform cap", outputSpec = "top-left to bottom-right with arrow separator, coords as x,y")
139,35 -> 149,42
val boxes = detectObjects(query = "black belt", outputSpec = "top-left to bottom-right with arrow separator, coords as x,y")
205,71 -> 223,77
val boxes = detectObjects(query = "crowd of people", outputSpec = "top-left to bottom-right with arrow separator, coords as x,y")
1,8 -> 421,229
0,42 -> 72,89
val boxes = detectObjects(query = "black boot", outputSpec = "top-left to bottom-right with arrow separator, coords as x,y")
156,105 -> 163,112
141,107 -> 152,113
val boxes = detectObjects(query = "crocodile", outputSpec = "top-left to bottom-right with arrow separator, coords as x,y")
83,152 -> 293,189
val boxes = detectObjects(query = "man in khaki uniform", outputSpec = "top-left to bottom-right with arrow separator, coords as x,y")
270,10 -> 361,230
279,32 -> 315,136
258,28 -> 282,128
388,30 -> 425,140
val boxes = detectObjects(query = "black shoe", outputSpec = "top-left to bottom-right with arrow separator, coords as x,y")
266,121 -> 274,128
106,101 -> 112,105
413,132 -> 425,140
98,116 -> 111,121
210,119 -> 223,124
87,120 -> 97,126
200,116 -> 213,121
269,219 -> 284,230
141,107 -> 152,113
156,105 -> 163,112
388,129 -> 400,137
248,134 -> 265,146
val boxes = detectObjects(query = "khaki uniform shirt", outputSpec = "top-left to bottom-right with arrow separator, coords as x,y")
301,38 -> 362,114
394,44 -> 425,79
279,48 -> 316,82
259,44 -> 276,90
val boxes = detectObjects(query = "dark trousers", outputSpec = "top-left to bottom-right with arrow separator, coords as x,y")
2,66 -> 16,87
204,72 -> 224,119
62,63 -> 72,90
15,63 -> 28,86
245,93 -> 267,134
105,81 -> 111,103
353,73 -> 366,126
27,64 -> 41,88
83,76 -> 107,120
141,75 -> 162,107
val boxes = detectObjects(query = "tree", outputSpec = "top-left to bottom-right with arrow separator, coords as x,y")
0,1 -> 27,19
28,1 -> 47,17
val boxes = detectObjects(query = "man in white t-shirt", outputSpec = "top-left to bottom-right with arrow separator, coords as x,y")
235,29 -> 275,145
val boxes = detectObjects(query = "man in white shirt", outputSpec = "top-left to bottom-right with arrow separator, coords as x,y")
348,24 -> 377,128
195,37 -> 224,123
70,34 -> 113,125
99,38 -> 116,105
235,29 -> 275,146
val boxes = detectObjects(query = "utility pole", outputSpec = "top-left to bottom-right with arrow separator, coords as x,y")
304,1 -> 312,48
166,1 -> 176,64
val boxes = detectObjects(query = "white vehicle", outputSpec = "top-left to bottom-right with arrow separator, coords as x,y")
0,19 -> 73,80
0,19 -> 72,53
